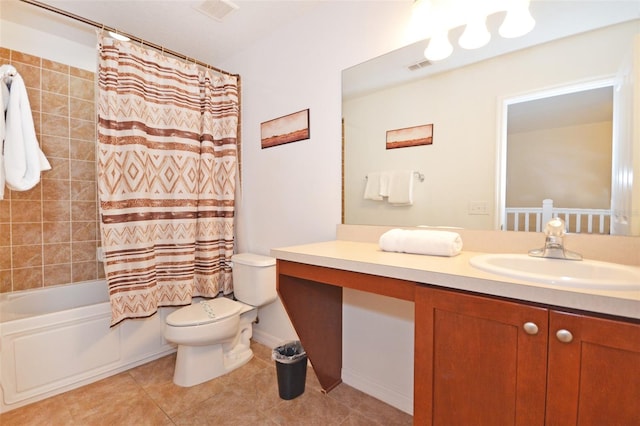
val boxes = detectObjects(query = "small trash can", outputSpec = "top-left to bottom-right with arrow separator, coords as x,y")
272,340 -> 307,400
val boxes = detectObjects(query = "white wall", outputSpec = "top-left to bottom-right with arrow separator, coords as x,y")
220,1 -> 417,412
1,19 -> 96,71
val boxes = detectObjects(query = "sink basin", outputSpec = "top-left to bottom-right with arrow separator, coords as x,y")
469,254 -> 640,290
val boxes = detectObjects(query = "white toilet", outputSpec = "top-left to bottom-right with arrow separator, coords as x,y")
164,253 -> 277,387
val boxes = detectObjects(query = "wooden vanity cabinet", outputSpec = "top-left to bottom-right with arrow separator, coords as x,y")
546,310 -> 640,425
415,285 -> 640,425
414,285 -> 548,425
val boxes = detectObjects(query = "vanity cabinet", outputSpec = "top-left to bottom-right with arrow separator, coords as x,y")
414,285 -> 640,425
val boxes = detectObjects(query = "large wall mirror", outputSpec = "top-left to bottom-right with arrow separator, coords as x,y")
342,1 -> 639,236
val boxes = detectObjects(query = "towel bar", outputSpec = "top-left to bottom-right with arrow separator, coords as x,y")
365,171 -> 425,182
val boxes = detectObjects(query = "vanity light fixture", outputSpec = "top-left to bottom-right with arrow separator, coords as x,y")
415,0 -> 536,61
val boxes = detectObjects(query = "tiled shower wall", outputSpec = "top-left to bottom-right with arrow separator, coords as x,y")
0,47 -> 103,293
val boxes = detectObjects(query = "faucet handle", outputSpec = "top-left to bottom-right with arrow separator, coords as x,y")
544,217 -> 566,237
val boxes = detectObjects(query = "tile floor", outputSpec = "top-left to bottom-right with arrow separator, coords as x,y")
0,341 -> 413,425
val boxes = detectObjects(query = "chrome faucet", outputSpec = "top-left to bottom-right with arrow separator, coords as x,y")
528,218 -> 582,260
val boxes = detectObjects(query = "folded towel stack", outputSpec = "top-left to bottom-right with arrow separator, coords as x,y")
379,228 -> 463,257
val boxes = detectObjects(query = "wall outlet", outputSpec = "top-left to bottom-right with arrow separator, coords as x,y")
468,201 -> 489,215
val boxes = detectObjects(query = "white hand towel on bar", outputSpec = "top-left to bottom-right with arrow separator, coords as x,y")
379,171 -> 391,197
388,170 -> 414,205
364,172 -> 383,200
379,228 -> 463,257
3,71 -> 51,192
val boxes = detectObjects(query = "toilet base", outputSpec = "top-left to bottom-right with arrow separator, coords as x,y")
172,322 -> 254,387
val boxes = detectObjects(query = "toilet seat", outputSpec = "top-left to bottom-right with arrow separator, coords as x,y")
167,297 -> 243,327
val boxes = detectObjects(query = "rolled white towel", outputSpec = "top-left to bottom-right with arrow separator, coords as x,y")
379,228 -> 463,257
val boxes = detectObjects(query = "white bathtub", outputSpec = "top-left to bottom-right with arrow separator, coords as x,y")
0,280 -> 177,413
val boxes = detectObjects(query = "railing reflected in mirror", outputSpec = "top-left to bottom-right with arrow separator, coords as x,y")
342,1 -> 639,236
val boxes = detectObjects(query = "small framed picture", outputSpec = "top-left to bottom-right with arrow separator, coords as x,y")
386,124 -> 433,149
260,109 -> 310,149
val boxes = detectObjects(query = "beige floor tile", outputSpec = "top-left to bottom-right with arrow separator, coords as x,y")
61,372 -> 148,421
1,341 -> 413,425
266,388 -> 352,425
0,394 -> 75,426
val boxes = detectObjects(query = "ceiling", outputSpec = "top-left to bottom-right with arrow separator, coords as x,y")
2,0 -> 328,66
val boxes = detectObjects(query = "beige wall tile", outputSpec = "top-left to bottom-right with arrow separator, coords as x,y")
12,267 -> 44,291
72,241 -> 97,262
44,263 -> 72,286
72,261 -> 97,282
12,223 -> 43,245
43,221 -> 71,244
70,160 -> 96,181
0,246 -> 12,269
70,66 -> 93,80
43,199 -> 71,222
42,69 -> 69,95
70,76 -> 94,101
42,113 -> 70,138
70,98 -> 94,121
71,180 -> 97,201
44,242 -> 72,265
11,200 -> 42,223
70,118 -> 95,140
12,244 -> 43,268
72,201 -> 98,221
13,267 -> 44,291
45,157 -> 70,179
72,221 -> 97,242
14,63 -> 41,89
0,223 -> 10,245
43,179 -> 71,200
42,135 -> 71,158
42,58 -> 69,74
0,270 -> 12,292
12,51 -> 40,67
0,200 -> 10,222
70,139 -> 96,161
42,90 -> 69,117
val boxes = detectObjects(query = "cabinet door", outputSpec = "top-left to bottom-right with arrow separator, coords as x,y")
546,310 -> 640,425
415,286 -> 548,425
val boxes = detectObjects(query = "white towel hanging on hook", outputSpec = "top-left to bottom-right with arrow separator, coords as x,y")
1,64 -> 51,198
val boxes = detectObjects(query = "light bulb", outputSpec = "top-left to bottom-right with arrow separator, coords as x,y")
108,31 -> 130,42
424,31 -> 453,61
499,3 -> 535,38
459,17 -> 491,49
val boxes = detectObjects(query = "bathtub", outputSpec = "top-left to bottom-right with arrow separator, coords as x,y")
0,280 -> 177,413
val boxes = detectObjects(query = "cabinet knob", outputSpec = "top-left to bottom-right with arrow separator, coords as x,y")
523,322 -> 539,335
556,329 -> 573,343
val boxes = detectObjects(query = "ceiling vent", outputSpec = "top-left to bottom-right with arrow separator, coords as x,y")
194,0 -> 239,22
408,59 -> 432,71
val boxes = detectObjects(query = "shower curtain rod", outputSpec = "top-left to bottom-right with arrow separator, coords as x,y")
19,0 -> 239,78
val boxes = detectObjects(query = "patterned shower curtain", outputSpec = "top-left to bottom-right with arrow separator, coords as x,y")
97,35 -> 239,326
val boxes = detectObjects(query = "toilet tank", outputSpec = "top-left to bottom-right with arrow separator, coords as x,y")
231,253 -> 277,307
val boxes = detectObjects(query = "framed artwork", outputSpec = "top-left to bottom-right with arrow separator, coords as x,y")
261,109 -> 310,148
386,124 -> 433,149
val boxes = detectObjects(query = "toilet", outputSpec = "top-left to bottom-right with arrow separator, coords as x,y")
164,253 -> 277,387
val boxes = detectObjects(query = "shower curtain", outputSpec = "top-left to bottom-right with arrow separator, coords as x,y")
97,35 -> 239,326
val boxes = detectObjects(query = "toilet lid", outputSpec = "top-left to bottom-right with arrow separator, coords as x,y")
166,297 -> 243,327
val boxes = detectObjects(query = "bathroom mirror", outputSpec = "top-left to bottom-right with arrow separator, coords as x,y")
343,2 -> 639,236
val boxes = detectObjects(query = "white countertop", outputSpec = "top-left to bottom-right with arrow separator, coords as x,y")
272,240 -> 640,320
